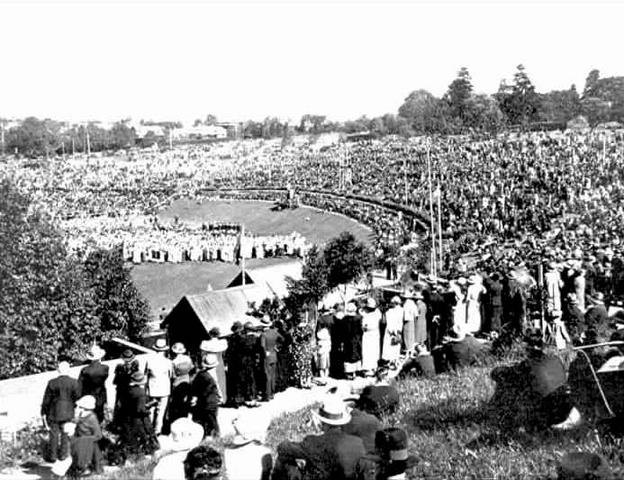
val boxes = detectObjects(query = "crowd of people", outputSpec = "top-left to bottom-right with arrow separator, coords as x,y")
61,215 -> 308,263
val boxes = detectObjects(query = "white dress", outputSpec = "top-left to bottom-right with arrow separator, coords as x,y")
361,308 -> 381,371
382,306 -> 403,362
465,283 -> 486,333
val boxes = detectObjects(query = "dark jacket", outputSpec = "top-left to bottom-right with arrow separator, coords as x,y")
278,427 -> 366,480
585,304 -> 608,330
41,375 -> 80,422
357,385 -> 400,418
343,409 -> 382,453
191,369 -> 220,409
444,335 -> 485,371
342,314 -> 363,363
78,361 -> 109,417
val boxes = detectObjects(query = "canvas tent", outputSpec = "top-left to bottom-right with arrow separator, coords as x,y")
226,260 -> 303,298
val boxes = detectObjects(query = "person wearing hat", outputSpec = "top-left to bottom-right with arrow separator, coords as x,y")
342,302 -> 364,380
438,323 -> 486,373
78,344 -> 109,423
466,274 -> 486,334
183,444 -> 223,480
119,370 -> 158,459
224,410 -> 273,480
316,324 -> 332,381
545,261 -> 564,323
361,297 -> 381,376
152,417 -> 204,480
147,338 -> 174,435
483,272 -> 503,334
585,292 -> 608,332
562,293 -> 585,341
190,356 -> 221,438
41,360 -> 80,464
413,290 -> 428,349
235,321 -> 263,405
68,395 -> 104,476
273,394 -> 366,480
112,348 -> 140,432
381,296 -> 403,367
355,367 -> 400,420
170,342 -> 194,423
200,328 -> 229,405
259,315 -> 284,401
225,321 -> 245,407
355,427 -> 417,480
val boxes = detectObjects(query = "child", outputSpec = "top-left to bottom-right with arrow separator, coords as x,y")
316,327 -> 331,380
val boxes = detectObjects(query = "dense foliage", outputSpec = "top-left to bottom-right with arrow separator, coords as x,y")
0,180 -> 150,378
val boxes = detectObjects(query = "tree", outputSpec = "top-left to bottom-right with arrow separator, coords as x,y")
496,65 -> 540,126
398,89 -> 450,134
285,245 -> 330,314
204,114 -> 218,125
464,94 -> 506,132
538,86 -> 581,125
583,69 -> 601,99
110,122 -> 136,149
323,232 -> 374,290
6,117 -> 59,158
83,247 -> 151,343
445,67 -> 473,123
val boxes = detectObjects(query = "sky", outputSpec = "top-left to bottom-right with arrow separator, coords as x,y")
0,0 -> 622,125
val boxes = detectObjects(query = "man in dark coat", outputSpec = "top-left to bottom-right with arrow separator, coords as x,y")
437,324 -> 487,373
342,303 -> 364,380
190,357 -> 221,438
112,349 -> 140,431
238,322 -> 262,405
343,408 -> 382,453
562,293 -> 585,340
119,371 -> 157,458
483,272 -> 503,333
259,315 -> 284,401
329,306 -> 346,379
225,321 -> 244,407
41,361 -> 80,462
78,345 -> 109,423
398,344 -> 436,379
355,367 -> 400,419
585,292 -> 608,332
273,395 -> 366,480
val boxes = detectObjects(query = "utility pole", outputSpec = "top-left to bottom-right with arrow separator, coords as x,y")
86,128 -> 91,156
427,142 -> 437,276
240,223 -> 246,286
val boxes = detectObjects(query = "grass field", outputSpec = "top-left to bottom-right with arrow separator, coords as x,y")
133,199 -> 373,316
267,363 -> 624,479
131,257 -> 290,315
158,199 -> 373,246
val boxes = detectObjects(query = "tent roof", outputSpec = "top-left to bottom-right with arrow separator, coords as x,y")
226,260 -> 302,298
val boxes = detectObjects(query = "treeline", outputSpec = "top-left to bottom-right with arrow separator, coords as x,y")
0,179 -> 151,379
2,66 -> 623,158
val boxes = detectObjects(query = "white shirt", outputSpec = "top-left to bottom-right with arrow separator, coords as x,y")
224,443 -> 273,480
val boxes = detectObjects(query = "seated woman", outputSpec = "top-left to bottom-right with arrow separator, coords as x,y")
69,395 -> 103,477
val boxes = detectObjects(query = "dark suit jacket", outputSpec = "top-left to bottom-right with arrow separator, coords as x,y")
261,328 -> 284,363
357,385 -> 400,418
585,304 -> 608,330
78,361 -> 110,410
41,374 -> 80,422
278,427 -> 366,480
343,409 -> 382,453
444,336 -> 485,371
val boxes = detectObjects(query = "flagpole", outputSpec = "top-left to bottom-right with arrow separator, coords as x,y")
437,183 -> 443,271
427,142 -> 437,276
240,223 -> 245,286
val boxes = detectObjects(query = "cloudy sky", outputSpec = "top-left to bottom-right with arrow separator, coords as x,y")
0,0 -> 621,124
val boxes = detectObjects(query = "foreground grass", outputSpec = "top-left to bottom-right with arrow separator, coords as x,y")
268,364 -> 624,479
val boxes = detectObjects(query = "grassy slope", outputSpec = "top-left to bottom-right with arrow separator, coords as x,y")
267,363 -> 624,480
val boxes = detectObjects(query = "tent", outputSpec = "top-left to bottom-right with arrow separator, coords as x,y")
226,260 -> 303,298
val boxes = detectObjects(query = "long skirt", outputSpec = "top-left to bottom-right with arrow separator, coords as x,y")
402,321 -> 415,352
69,436 -> 102,474
121,416 -> 158,458
361,331 -> 380,372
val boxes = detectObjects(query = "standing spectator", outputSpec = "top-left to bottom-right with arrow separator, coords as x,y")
414,291 -> 428,347
120,371 -> 158,459
190,356 -> 220,438
402,290 -> 417,353
239,321 -> 262,405
41,361 -> 80,464
361,298 -> 381,375
381,296 -> 403,367
291,320 -> 315,389
199,328 -> 228,405
466,274 -> 486,334
78,344 -> 109,423
342,302 -> 363,380
544,262 -> 563,322
329,304 -> 346,379
147,339 -> 174,435
316,325 -> 332,381
225,321 -> 244,407
169,342 -> 194,423
574,269 -> 587,313
585,292 -> 608,332
112,349 -> 140,432
259,315 -> 284,400
562,293 -> 585,340
483,273 -> 503,333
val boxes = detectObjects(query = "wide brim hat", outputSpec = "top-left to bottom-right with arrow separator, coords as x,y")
231,321 -> 243,333
153,338 -> 168,351
130,371 -> 146,384
390,295 -> 402,305
121,349 -> 135,361
589,292 -> 605,304
260,314 -> 273,326
86,345 -> 105,361
161,418 -> 204,452
312,397 -> 352,426
171,342 -> 186,354
345,303 -> 358,315
366,297 -> 377,309
76,395 -> 96,410
450,323 -> 466,341
317,328 -> 330,341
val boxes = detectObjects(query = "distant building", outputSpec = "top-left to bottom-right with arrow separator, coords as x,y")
173,125 -> 227,141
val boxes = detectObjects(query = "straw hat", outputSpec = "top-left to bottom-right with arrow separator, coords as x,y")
232,411 -> 271,446
76,395 -> 96,411
57,361 -> 71,375
345,303 -> 358,315
121,349 -> 135,362
202,357 -> 218,370
86,344 -> 105,361
390,295 -> 402,305
450,323 -> 466,341
164,418 -> 204,452
153,338 -> 168,352
366,297 -> 377,309
171,342 -> 187,355
589,292 -> 605,305
312,395 -> 352,426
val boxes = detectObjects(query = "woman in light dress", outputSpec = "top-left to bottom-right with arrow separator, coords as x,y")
465,274 -> 487,334
360,297 -> 381,375
382,296 -> 403,366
